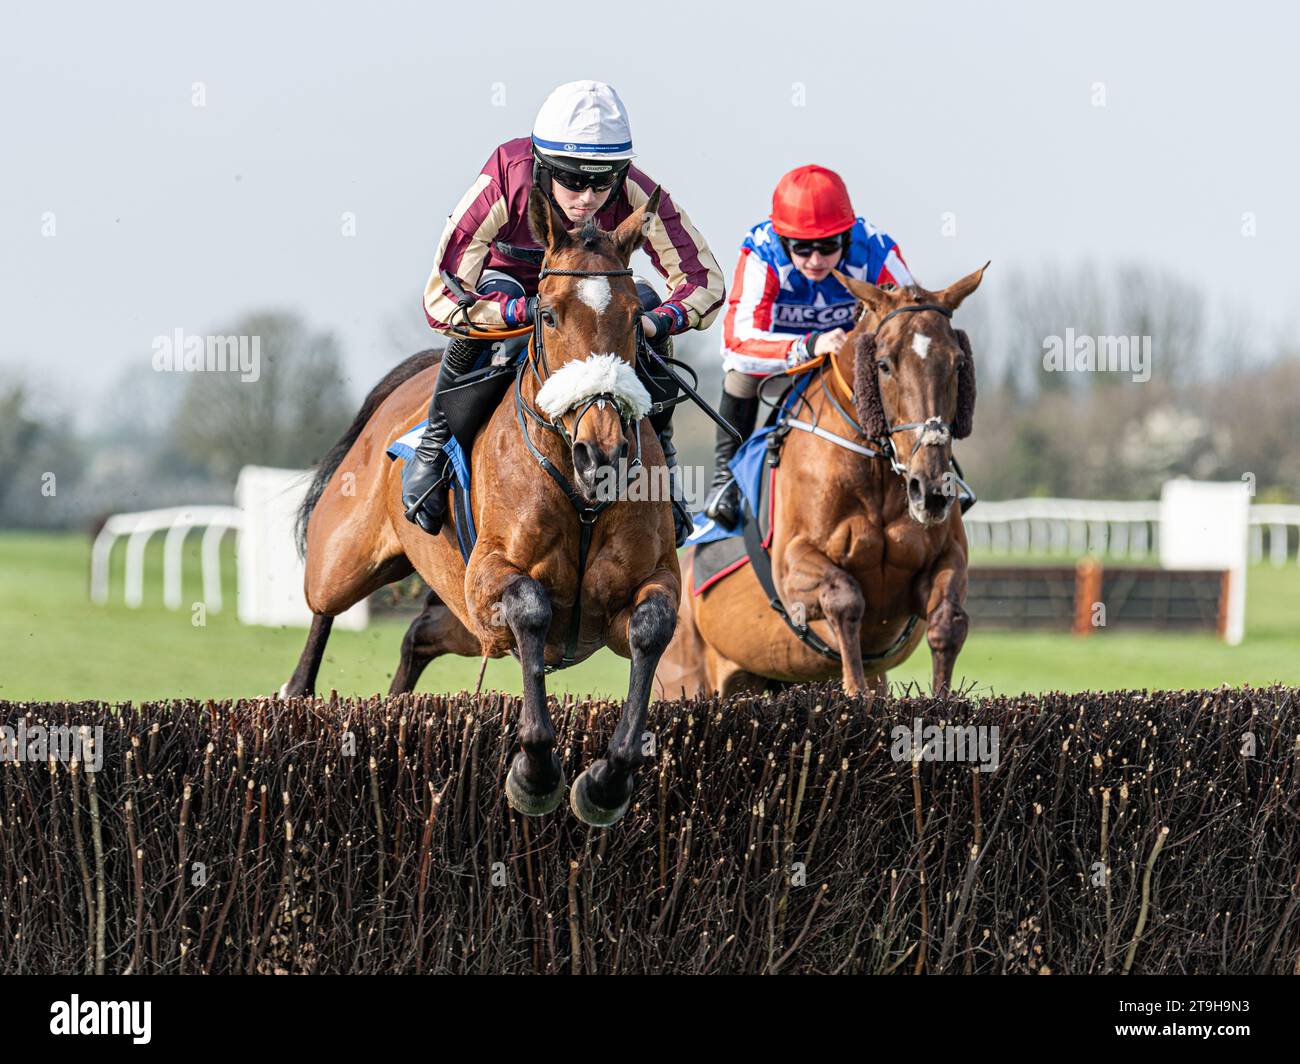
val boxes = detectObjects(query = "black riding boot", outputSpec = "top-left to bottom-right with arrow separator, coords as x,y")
656,419 -> 693,548
703,390 -> 759,530
637,327 -> 693,547
402,338 -> 483,534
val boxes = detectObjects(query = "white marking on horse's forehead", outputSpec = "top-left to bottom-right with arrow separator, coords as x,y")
911,332 -> 932,360
576,276 -> 612,314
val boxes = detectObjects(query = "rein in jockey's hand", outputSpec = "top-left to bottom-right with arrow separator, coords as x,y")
640,314 -> 660,338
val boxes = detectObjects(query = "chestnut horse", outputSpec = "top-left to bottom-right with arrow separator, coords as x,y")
286,185 -> 679,828
656,266 -> 986,699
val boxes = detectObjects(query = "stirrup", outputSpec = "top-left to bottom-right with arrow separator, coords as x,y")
401,453 -> 452,533
704,476 -> 740,524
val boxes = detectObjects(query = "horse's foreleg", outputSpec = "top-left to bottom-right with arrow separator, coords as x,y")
782,542 -> 868,695
494,572 -> 566,816
572,580 -> 677,827
388,590 -> 481,695
819,573 -> 868,695
922,549 -> 969,696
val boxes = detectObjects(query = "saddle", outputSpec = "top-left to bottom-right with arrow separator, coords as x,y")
689,378 -> 803,595
438,335 -> 530,451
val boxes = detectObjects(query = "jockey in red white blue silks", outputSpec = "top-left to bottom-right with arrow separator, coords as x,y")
404,80 -> 725,545
703,164 -> 913,529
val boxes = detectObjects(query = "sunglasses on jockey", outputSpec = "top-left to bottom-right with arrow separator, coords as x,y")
787,233 -> 850,258
548,166 -> 625,194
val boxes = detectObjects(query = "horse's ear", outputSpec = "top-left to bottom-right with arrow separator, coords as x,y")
953,329 -> 976,439
833,269 -> 896,321
613,186 -> 661,263
935,262 -> 990,312
852,331 -> 889,438
528,184 -> 571,251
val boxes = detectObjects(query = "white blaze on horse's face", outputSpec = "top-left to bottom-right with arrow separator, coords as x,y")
576,277 -> 612,316
911,332 -> 931,360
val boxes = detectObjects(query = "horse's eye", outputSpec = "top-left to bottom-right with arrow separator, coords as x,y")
876,358 -> 892,376
540,307 -> 556,328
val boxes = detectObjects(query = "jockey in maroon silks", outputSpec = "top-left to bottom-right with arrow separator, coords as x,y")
406,80 -> 725,545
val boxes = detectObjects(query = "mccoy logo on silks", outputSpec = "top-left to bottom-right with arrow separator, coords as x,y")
771,301 -> 857,330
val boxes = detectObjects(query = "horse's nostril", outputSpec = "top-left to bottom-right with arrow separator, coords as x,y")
573,442 -> 596,475
908,477 -> 924,502
925,490 -> 948,515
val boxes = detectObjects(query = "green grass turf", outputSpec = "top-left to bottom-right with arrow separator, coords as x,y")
2,531 -> 1297,702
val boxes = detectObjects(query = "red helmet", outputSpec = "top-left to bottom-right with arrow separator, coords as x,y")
769,165 -> 856,239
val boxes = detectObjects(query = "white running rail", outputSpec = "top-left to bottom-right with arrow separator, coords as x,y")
964,498 -> 1300,566
90,506 -> 243,610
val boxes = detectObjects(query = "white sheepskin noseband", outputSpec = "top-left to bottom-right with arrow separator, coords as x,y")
535,353 -> 652,422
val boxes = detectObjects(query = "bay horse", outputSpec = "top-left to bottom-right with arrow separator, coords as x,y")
286,185 -> 680,827
656,266 -> 987,700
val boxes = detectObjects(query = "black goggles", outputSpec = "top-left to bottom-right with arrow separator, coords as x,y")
788,235 -> 848,258
550,167 -> 623,193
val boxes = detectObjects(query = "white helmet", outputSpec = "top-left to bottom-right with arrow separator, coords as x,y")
531,80 -> 636,164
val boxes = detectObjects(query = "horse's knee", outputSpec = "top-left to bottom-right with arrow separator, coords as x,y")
818,573 -> 864,625
500,577 -> 551,681
501,577 -> 550,633
399,613 -> 434,662
629,595 -> 676,658
927,599 -> 968,652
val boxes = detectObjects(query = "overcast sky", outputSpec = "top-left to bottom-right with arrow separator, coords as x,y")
3,0 -> 1297,411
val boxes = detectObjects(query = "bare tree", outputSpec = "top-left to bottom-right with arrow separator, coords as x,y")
168,312 -> 353,481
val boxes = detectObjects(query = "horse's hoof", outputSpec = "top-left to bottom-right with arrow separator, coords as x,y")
505,759 -> 566,817
569,767 -> 632,828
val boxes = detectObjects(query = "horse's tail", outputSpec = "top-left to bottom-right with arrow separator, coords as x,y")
295,348 -> 441,559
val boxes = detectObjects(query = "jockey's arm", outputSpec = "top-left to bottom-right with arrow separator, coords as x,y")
422,174 -> 514,332
720,249 -> 815,372
624,173 -> 726,341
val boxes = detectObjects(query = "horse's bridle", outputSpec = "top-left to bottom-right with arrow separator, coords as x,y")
517,264 -> 645,467
511,262 -> 642,670
852,301 -> 960,479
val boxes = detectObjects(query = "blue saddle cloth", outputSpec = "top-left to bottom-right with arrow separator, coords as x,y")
387,426 -> 477,562
385,341 -> 529,563
686,373 -> 810,548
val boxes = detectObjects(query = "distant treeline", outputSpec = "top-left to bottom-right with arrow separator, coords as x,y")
3,264 -> 1296,529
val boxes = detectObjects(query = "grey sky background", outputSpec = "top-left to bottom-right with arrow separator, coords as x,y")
3,0 -> 1297,416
